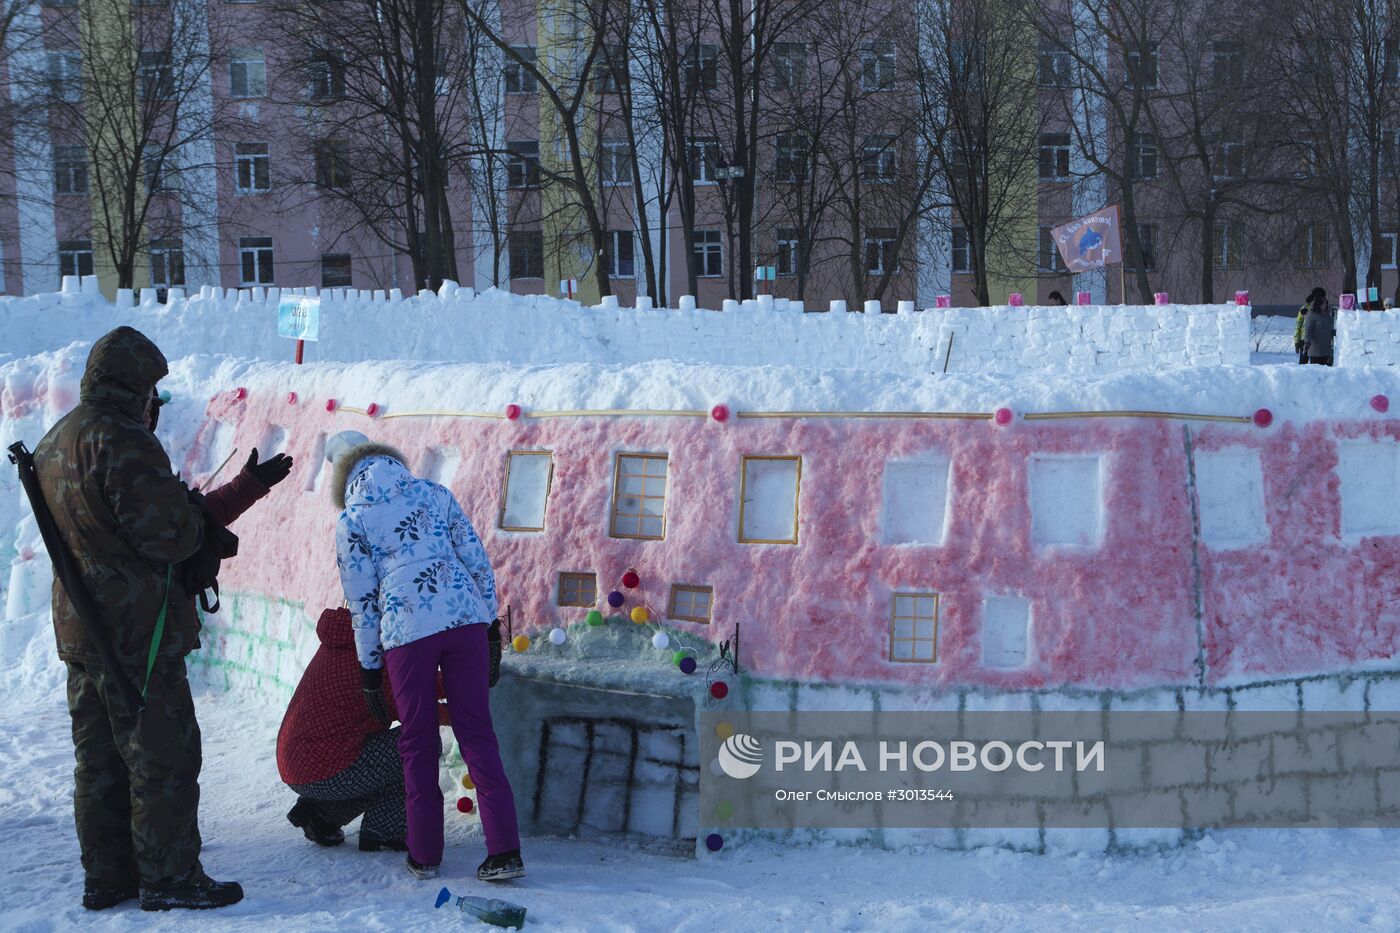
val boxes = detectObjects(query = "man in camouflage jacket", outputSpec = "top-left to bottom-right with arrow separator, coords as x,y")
34,325 -> 290,912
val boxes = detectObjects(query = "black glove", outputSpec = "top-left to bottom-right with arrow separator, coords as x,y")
1295,340 -> 1304,354
488,619 -> 502,688
246,447 -> 293,488
361,667 -> 390,726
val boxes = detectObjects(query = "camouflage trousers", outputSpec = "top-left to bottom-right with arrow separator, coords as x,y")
65,655 -> 202,887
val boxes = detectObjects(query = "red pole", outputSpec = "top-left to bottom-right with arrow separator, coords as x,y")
295,339 -> 304,364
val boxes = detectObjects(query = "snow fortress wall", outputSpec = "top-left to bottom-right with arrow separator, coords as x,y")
0,283 -> 1249,375
1337,309 -> 1400,367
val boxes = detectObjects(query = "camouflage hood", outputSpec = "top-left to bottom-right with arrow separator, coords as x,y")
80,326 -> 168,420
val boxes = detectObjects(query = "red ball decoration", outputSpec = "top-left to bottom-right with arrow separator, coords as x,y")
709,681 -> 729,700
456,796 -> 474,813
994,407 -> 1013,426
366,402 -> 380,417
621,570 -> 641,589
505,403 -> 522,421
234,387 -> 248,400
1252,408 -> 1273,428
711,404 -> 730,423
286,391 -> 298,405
1372,394 -> 1390,413
326,398 -> 338,412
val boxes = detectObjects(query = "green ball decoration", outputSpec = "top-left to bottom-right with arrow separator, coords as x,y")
672,650 -> 687,667
715,801 -> 734,820
585,610 -> 604,626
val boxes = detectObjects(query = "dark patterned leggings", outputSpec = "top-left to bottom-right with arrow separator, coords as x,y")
287,728 -> 406,841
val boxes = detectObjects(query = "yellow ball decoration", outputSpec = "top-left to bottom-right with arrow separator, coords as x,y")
715,722 -> 734,740
511,634 -> 531,652
630,606 -> 651,624
461,772 -> 475,790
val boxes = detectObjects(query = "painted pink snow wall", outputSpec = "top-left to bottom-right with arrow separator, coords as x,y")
190,382 -> 1400,692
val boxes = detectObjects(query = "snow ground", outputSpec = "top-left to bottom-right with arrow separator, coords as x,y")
1,615 -> 1398,932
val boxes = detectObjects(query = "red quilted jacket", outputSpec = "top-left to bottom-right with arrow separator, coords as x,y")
277,607 -> 401,785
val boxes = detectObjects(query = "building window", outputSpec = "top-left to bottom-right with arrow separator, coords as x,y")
508,230 -> 544,278
775,134 -> 808,184
610,453 -> 668,540
1038,38 -> 1071,87
1037,225 -> 1066,273
1125,40 -> 1158,90
239,236 -> 274,285
864,228 -> 897,275
1212,41 -> 1242,85
138,50 -> 174,100
143,145 -> 175,193
307,53 -> 346,99
1213,221 -> 1243,271
230,48 -> 266,98
860,39 -> 896,91
52,145 -> 87,195
593,45 -> 625,93
776,229 -> 801,277
1384,128 -> 1400,175
1127,223 -> 1157,272
149,238 -> 184,288
46,51 -> 81,102
58,239 -> 93,283
320,253 -> 352,287
314,140 -> 352,189
558,572 -> 597,607
861,134 -> 896,182
500,450 -> 553,531
1382,231 -> 1397,270
1295,223 -> 1329,269
669,585 -> 713,624
1038,132 -> 1071,181
951,226 -> 971,274
685,43 -> 718,92
608,230 -> 634,278
740,455 -> 801,544
506,140 -> 540,189
890,592 -> 939,663
600,139 -> 632,186
504,47 -> 537,94
235,142 -> 270,192
1131,131 -> 1158,180
693,229 -> 722,277
688,137 -> 720,183
1213,139 -> 1245,181
772,42 -> 805,90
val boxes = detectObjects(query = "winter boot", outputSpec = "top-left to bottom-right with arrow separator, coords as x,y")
139,865 -> 244,911
406,855 -> 440,880
477,849 -> 525,882
287,799 -> 345,847
359,831 -> 408,852
83,881 -> 139,911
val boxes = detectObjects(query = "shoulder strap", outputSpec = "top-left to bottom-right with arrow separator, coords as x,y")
143,563 -> 173,698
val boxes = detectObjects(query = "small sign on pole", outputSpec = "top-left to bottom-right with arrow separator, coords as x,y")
277,295 -> 320,364
559,279 -> 577,300
754,266 -> 776,295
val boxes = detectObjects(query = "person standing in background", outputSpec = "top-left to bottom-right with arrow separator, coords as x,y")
1303,295 -> 1335,366
1295,287 -> 1325,364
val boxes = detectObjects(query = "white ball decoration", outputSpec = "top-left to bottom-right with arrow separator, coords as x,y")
548,627 -> 567,646
651,632 -> 670,649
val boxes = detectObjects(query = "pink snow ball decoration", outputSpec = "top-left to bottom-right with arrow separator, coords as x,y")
1253,408 -> 1273,428
456,797 -> 474,814
679,656 -> 698,675
1235,290 -> 1251,306
1076,291 -> 1092,305
705,833 -> 724,852
366,402 -> 381,417
935,295 -> 951,309
1154,292 -> 1170,305
505,403 -> 522,421
286,391 -> 298,405
607,590 -> 625,608
622,570 -> 641,589
1371,394 -> 1390,413
711,404 -> 730,423
994,407 -> 1013,427
1008,293 -> 1024,307
710,681 -> 729,700
326,398 -> 338,412
234,387 -> 247,400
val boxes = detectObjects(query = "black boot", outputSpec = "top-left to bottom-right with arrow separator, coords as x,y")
288,799 -> 345,847
140,865 -> 244,911
359,830 -> 407,852
477,849 -> 525,882
83,881 -> 139,910
405,854 -> 440,880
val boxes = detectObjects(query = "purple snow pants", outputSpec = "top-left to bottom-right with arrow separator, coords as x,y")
384,624 -> 520,867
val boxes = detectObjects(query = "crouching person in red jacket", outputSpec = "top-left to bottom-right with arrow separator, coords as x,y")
277,607 -> 450,852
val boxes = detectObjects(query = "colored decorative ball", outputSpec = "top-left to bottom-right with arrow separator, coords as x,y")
607,591 -> 625,608
652,632 -> 670,649
586,610 -> 605,626
511,634 -> 530,652
286,391 -> 298,405
366,402 -> 380,417
711,404 -> 731,423
679,656 -> 698,675
1372,394 -> 1390,413
461,772 -> 475,790
505,403 -> 522,421
621,570 -> 641,589
549,627 -> 567,645
715,721 -> 734,740
158,389 -> 172,404
715,801 -> 734,820
710,681 -> 729,700
631,606 -> 651,624
326,398 -> 338,412
456,797 -> 474,814
705,833 -> 724,852
672,650 -> 687,666
1253,408 -> 1273,428
235,387 -> 248,400
994,407 -> 1013,426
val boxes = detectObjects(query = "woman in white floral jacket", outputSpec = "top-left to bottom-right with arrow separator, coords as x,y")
327,431 -> 523,883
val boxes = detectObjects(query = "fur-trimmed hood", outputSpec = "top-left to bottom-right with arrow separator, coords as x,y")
331,442 -> 410,510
